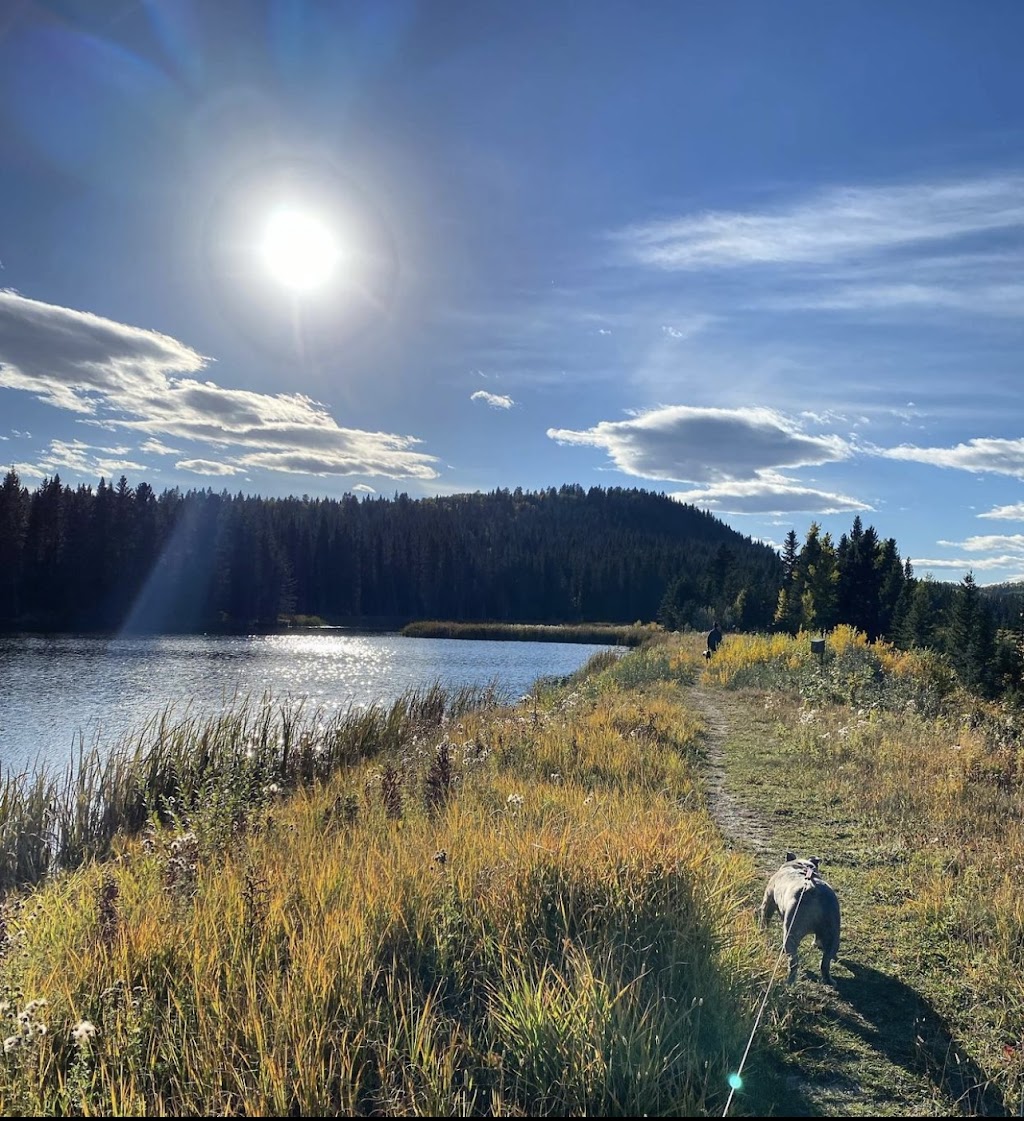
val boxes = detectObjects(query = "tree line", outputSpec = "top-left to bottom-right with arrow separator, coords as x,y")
2,469 -> 1020,699
773,516 -> 1024,699
0,472 -> 781,634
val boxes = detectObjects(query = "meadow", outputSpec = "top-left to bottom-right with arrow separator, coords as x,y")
0,626 -> 1022,1115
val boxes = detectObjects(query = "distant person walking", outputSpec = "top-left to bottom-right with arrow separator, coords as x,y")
705,621 -> 723,660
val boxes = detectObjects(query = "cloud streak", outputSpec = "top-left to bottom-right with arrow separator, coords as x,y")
0,292 -> 441,481
878,437 -> 1024,478
617,175 -> 1024,270
669,477 -> 870,515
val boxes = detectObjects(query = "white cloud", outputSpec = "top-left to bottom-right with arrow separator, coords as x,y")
352,484 -> 376,493
470,390 -> 515,410
0,289 -> 206,412
140,439 -> 180,456
0,293 -> 441,481
937,533 -> 1024,553
547,405 -> 850,485
16,439 -> 147,482
616,175 -> 1024,270
669,476 -> 870,515
176,458 -> 243,476
878,437 -> 1024,478
775,281 -> 1024,318
915,554 -> 1023,572
979,503 -> 1024,521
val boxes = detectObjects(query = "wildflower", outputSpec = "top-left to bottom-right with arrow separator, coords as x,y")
550,772 -> 562,783
71,1020 -> 97,1047
3,1036 -> 20,1054
266,783 -> 281,797
33,1022 -> 46,1036
433,849 -> 447,866
506,793 -> 524,807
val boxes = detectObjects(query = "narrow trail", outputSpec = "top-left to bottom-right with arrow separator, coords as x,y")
682,683 -> 775,871
680,678 -> 1011,1119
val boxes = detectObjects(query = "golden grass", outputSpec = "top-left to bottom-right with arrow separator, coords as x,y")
0,655 -> 773,1116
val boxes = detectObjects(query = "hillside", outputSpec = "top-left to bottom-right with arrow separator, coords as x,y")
0,473 -> 782,632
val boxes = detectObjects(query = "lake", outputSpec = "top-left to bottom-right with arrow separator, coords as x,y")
0,632 -> 614,775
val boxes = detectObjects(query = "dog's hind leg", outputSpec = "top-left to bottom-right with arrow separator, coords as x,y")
758,887 -> 778,929
817,929 -> 840,984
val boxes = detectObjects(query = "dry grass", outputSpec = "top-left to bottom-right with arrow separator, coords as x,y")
0,649 -> 777,1116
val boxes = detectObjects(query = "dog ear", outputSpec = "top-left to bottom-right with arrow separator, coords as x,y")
785,851 -> 796,862
809,856 -> 820,867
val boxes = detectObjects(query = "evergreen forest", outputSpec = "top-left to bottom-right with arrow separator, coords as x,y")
0,472 -> 780,634
2,469 -> 1023,699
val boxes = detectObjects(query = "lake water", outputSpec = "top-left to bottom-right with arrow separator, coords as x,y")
0,632 -> 614,775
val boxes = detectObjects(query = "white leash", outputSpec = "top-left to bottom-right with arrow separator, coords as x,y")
722,881 -> 808,1117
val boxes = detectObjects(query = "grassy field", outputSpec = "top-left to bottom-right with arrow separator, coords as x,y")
0,626 -> 1021,1115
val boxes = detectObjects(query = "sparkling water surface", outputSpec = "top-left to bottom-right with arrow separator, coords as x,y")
0,632 -> 612,775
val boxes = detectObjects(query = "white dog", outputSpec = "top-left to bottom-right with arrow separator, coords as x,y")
759,852 -> 841,983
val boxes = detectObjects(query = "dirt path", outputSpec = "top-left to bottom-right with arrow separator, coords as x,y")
683,684 -> 775,871
681,679 -> 1010,1118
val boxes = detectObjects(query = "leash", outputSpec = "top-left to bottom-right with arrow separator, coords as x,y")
722,877 -> 810,1117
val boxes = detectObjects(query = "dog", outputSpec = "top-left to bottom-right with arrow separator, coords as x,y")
758,852 -> 840,984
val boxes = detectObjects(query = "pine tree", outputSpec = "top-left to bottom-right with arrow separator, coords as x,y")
947,572 -> 997,694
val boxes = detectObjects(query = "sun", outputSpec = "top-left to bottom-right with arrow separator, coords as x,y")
260,206 -> 340,291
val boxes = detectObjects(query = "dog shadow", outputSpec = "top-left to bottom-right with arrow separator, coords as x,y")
833,960 -> 1009,1116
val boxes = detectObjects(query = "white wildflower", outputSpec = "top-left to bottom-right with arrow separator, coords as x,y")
3,1036 -> 20,1054
71,1020 -> 98,1047
506,793 -> 524,807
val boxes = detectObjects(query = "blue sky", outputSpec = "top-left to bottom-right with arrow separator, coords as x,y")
4,1 -> 1024,583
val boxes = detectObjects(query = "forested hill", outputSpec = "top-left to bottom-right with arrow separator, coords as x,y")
0,473 -> 783,633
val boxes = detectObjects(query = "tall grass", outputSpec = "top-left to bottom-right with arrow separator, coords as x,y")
0,649 -> 776,1116
712,626 -> 1024,1111
704,624 -> 957,715
400,620 -> 661,646
0,681 -> 503,894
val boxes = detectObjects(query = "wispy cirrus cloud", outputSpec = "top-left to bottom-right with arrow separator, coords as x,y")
0,292 -> 441,481
470,390 -> 515,409
616,175 -> 1024,270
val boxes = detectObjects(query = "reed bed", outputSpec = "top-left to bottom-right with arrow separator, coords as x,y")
0,681 -> 505,894
399,620 -> 661,646
0,647 -> 776,1116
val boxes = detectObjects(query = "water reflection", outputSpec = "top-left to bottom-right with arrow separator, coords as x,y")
0,632 -> 611,774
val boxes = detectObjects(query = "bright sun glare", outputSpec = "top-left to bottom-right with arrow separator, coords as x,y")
260,207 -> 339,291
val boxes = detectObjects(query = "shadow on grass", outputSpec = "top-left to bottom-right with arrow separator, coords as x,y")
835,961 -> 1009,1116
